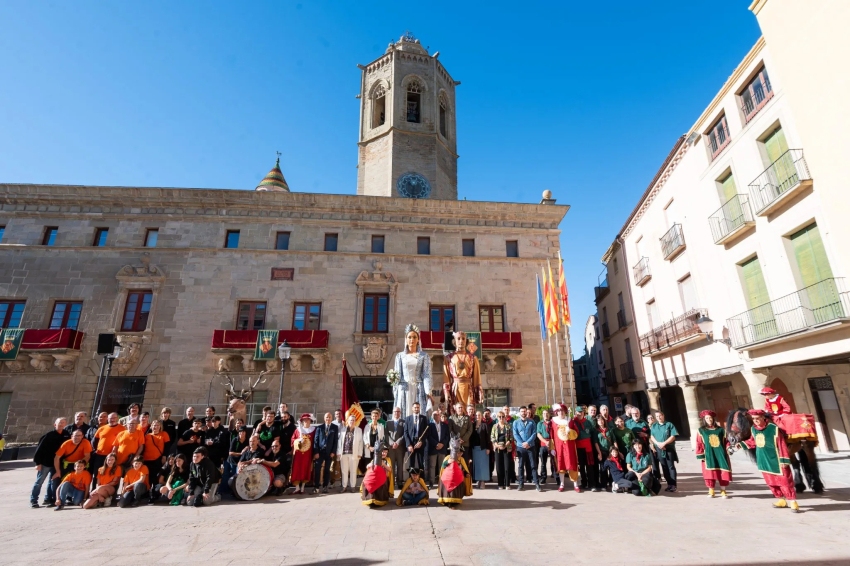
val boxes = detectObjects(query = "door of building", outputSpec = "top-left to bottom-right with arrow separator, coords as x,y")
808,377 -> 850,452
705,382 -> 736,428
100,377 -> 147,416
659,386 -> 690,440
353,376 -> 394,418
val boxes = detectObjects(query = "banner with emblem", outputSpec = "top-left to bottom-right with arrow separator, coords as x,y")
0,328 -> 25,361
253,330 -> 278,361
462,331 -> 482,361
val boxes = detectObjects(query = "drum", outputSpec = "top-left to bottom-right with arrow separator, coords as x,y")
234,464 -> 273,501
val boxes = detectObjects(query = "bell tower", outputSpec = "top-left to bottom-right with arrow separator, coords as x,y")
356,32 -> 459,200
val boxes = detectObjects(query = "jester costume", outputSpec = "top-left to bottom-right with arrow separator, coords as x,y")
695,411 -> 732,494
742,410 -> 798,511
438,436 -> 472,507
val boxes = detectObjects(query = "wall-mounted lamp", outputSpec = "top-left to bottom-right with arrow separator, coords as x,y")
696,315 -> 732,346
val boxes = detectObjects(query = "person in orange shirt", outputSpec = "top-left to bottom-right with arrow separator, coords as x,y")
142,419 -> 170,495
92,413 -> 125,477
139,412 -> 151,434
83,453 -> 122,509
51,429 -> 92,491
113,419 -> 146,467
55,460 -> 91,510
118,456 -> 150,508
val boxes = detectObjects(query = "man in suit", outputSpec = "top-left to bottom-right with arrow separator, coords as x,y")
313,412 -> 338,494
385,406 -> 406,490
427,409 -> 451,489
404,402 -> 429,484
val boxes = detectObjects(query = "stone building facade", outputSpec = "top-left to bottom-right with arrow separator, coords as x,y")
0,33 -> 569,443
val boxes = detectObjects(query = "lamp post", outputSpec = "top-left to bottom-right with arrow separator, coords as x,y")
277,340 -> 291,405
696,314 -> 732,346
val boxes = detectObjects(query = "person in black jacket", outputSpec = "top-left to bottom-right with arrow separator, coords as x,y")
64,412 -> 91,438
186,447 -> 219,507
427,410 -> 451,488
159,407 -> 178,455
220,426 -> 248,497
312,412 -> 338,494
31,417 -> 69,508
204,416 -> 230,467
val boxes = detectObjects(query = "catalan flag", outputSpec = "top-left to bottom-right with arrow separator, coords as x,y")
543,263 -> 560,335
558,252 -> 571,327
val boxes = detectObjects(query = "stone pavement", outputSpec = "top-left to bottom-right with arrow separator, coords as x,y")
2,446 -> 849,566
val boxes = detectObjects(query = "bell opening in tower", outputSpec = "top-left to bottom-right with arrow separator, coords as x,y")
372,87 -> 386,128
406,82 -> 422,123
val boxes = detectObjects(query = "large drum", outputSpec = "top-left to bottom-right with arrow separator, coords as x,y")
234,464 -> 273,501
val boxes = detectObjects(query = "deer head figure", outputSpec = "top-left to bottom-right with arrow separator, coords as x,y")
221,370 -> 269,428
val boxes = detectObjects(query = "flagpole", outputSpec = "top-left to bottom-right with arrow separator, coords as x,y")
547,334 -> 557,405
554,332 -> 565,404
536,274 -> 549,407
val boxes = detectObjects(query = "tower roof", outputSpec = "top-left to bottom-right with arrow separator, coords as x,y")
386,31 -> 428,56
255,157 -> 290,192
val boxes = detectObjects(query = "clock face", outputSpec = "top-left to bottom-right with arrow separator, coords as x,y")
397,172 -> 432,199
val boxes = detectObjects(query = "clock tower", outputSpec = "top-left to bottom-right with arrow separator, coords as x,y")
356,32 -> 459,200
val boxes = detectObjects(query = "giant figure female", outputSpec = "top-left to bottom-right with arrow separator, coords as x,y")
393,324 -> 433,418
443,331 -> 482,408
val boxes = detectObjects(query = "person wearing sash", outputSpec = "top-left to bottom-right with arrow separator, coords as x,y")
438,435 -> 472,508
393,324 -> 433,419
51,429 -> 92,493
550,404 -> 580,493
595,414 -> 615,491
142,419 -> 169,494
740,409 -> 799,512
361,442 -> 393,507
695,410 -> 731,498
290,413 -> 317,494
490,411 -> 514,490
83,452 -> 122,509
650,410 -> 679,493
54,460 -> 91,510
397,467 -> 429,506
572,406 -> 598,492
443,331 -> 482,408
385,407 -> 406,490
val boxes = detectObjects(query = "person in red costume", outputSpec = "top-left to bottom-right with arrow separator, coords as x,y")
760,387 -> 792,416
550,404 -> 580,493
290,414 -> 317,494
741,409 -> 800,513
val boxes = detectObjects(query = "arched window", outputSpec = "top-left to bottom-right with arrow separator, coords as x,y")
406,80 -> 422,123
439,92 -> 448,137
371,84 -> 386,128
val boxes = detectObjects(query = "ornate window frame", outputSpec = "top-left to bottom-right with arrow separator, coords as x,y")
112,256 -> 165,336
353,261 -> 398,345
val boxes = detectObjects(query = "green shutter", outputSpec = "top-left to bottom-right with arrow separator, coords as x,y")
764,127 -> 789,163
741,257 -> 776,341
720,173 -> 738,202
790,224 -> 841,322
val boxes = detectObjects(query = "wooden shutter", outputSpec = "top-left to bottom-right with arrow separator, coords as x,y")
741,257 -> 770,309
791,224 -> 840,322
720,173 -> 737,202
764,127 -> 789,163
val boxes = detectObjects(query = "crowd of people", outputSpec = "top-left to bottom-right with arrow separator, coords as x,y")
28,388 -> 801,512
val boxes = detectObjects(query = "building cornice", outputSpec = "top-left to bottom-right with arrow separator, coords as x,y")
0,184 -> 568,230
749,0 -> 768,16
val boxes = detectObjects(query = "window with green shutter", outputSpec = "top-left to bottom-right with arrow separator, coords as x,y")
740,256 -> 776,341
790,224 -> 842,322
762,126 -> 797,195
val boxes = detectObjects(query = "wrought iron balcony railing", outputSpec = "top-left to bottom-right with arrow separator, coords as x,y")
601,322 -> 610,339
594,268 -> 610,303
749,149 -> 811,215
708,193 -> 755,244
660,223 -> 686,260
639,308 -> 708,356
633,256 -> 651,286
619,361 -> 637,382
617,310 -> 628,329
604,368 -> 617,387
726,278 -> 850,348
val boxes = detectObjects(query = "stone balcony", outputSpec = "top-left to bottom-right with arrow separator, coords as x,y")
211,329 -> 330,373
2,329 -> 84,373
419,331 -> 522,373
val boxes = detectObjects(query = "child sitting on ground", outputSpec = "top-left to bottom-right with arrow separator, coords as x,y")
397,467 -> 429,506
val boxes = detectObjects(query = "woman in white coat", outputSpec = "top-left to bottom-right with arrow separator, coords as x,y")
336,414 -> 364,493
363,409 -> 386,460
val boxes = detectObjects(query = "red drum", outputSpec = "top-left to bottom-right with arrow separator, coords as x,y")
234,464 -> 273,501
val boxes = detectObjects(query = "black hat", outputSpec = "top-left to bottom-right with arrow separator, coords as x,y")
408,467 -> 421,475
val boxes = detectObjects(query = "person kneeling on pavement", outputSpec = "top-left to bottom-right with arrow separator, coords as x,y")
55,460 -> 91,510
397,467 -> 429,506
118,456 -> 150,508
187,446 -> 220,507
625,439 -> 661,496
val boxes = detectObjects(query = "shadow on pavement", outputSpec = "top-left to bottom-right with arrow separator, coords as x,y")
459,497 -> 575,511
287,560 -> 384,566
0,461 -> 33,473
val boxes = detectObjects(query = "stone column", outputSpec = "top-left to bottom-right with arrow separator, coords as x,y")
678,381 -> 701,449
741,369 -> 770,411
645,388 -> 661,414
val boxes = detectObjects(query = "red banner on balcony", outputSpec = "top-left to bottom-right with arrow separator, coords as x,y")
212,329 -> 329,349
419,331 -> 522,350
21,329 -> 84,350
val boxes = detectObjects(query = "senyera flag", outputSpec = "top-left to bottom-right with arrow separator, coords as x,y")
545,263 -> 560,335
558,252 -> 571,328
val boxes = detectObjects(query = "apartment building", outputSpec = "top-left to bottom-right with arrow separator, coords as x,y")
609,11 -> 850,450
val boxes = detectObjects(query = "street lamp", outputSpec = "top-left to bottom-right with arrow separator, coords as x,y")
277,340 -> 291,405
696,314 -> 732,346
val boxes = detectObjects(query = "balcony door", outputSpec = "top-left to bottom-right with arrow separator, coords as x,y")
763,127 -> 795,194
741,257 -> 776,341
718,173 -> 742,232
790,224 -> 840,322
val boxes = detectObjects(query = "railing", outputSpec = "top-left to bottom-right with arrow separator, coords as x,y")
639,308 -> 707,355
660,223 -> 686,260
619,361 -> 637,382
633,257 -> 651,286
749,149 -> 811,214
594,268 -> 610,302
604,368 -> 617,387
601,322 -> 610,339
616,310 -> 627,329
726,278 -> 850,348
741,74 -> 773,123
708,194 -> 754,244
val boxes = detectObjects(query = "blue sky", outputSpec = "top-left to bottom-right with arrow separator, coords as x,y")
0,1 -> 761,351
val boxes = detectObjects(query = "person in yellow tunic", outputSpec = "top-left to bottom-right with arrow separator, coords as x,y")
443,331 -> 482,408
361,443 -> 393,507
397,467 -> 430,506
438,436 -> 472,508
